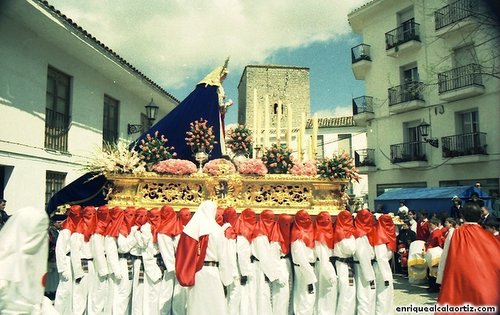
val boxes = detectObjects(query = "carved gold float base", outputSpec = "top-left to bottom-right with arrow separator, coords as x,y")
106,173 -> 349,215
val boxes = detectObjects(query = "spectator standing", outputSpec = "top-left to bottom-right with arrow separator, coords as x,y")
396,220 -> 416,277
398,200 -> 409,215
480,206 -> 497,227
416,211 -> 430,241
407,210 -> 417,233
449,196 -> 462,220
426,217 -> 444,293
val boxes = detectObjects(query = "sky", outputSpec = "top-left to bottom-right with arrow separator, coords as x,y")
48,0 -> 370,124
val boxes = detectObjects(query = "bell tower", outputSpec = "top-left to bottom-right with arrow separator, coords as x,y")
237,65 -> 311,134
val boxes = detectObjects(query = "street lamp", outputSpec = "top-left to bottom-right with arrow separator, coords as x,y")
418,120 -> 439,148
128,98 -> 160,134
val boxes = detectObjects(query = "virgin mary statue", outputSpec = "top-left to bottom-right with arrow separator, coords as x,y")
132,59 -> 233,162
46,61 -> 233,215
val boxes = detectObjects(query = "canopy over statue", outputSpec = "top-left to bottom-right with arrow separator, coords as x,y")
132,60 -> 233,162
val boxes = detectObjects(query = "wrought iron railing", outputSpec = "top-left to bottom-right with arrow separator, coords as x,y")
352,96 -> 374,115
438,63 -> 483,93
435,0 -> 475,30
390,141 -> 427,163
355,149 -> 376,167
351,44 -> 372,63
385,19 -> 420,50
441,132 -> 487,158
388,81 -> 424,106
45,108 -> 70,152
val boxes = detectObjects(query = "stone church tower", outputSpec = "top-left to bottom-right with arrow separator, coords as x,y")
237,65 -> 310,133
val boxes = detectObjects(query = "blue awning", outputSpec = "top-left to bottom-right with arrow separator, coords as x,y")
374,186 -> 490,214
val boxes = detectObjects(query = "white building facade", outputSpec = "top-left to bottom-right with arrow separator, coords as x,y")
0,0 -> 178,212
349,0 -> 500,211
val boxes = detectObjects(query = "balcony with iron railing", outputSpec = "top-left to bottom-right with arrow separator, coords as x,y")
385,20 -> 421,56
390,141 -> 427,164
45,108 -> 70,152
351,44 -> 372,80
388,81 -> 425,113
352,96 -> 374,126
438,63 -> 484,101
435,0 -> 476,36
442,132 -> 487,158
355,149 -> 376,173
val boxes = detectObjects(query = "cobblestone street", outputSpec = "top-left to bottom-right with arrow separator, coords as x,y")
394,274 -> 439,314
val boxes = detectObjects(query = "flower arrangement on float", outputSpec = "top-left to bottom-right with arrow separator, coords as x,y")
237,158 -> 268,176
82,141 -> 146,177
226,125 -> 252,156
261,143 -> 294,174
317,151 -> 360,182
137,131 -> 176,166
151,159 -> 197,175
185,118 -> 217,153
203,158 -> 237,176
290,158 -> 318,176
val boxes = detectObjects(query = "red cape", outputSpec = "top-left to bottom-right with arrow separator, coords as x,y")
175,232 -> 209,287
437,224 -> 500,313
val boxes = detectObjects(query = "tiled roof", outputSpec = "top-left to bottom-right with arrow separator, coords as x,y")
36,0 -> 179,103
306,116 -> 356,129
348,0 -> 381,17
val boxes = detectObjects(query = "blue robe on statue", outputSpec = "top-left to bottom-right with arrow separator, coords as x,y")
131,83 -> 224,162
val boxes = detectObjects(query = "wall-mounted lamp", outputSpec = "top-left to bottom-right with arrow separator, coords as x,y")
418,120 -> 439,148
128,98 -> 159,134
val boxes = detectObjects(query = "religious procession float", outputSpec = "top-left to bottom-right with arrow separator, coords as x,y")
71,62 -> 360,216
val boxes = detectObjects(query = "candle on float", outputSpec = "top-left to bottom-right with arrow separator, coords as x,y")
300,112 -> 306,162
286,103 -> 292,148
252,89 -> 258,157
264,94 -> 270,148
276,100 -> 282,144
308,135 -> 313,161
297,129 -> 302,162
312,114 -> 318,160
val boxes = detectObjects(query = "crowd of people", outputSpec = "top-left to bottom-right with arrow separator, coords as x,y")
393,196 -> 499,313
43,202 -> 398,315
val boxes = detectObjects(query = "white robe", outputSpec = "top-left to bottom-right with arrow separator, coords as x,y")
373,244 -> 394,315
333,236 -> 356,315
236,235 -> 257,315
105,232 -> 136,315
89,233 -> 111,315
157,233 -> 177,315
70,232 -> 95,315
130,224 -> 163,315
54,228 -> 73,315
314,242 -> 337,315
186,226 -> 232,315
0,207 -> 54,314
251,235 -> 281,315
171,234 -> 187,315
436,228 -> 454,285
225,236 -> 241,315
270,242 -> 292,315
291,240 -> 317,315
353,236 -> 376,315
